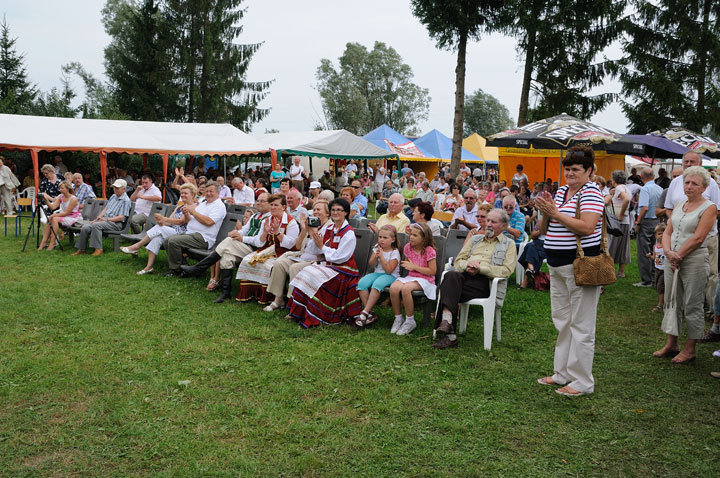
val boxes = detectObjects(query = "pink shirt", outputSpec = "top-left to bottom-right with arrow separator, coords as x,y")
403,243 -> 436,283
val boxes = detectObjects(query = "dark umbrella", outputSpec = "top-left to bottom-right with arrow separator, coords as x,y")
647,127 -> 720,159
486,113 -> 645,155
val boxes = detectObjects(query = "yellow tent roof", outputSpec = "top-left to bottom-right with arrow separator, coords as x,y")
462,134 -> 499,164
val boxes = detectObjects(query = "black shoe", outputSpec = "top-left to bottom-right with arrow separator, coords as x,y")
431,336 -> 458,349
214,269 -> 233,303
180,251 -> 220,278
163,269 -> 178,277
436,321 -> 454,335
526,268 -> 535,282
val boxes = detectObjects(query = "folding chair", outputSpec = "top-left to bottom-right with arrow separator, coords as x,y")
186,212 -> 243,259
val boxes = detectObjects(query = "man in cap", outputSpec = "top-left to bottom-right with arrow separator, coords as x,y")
72,179 -> 132,256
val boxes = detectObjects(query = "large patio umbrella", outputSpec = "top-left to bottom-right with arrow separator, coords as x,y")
647,127 -> 720,159
486,113 -> 645,154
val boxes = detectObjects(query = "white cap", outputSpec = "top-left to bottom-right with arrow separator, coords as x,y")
309,181 -> 321,189
112,179 -> 127,188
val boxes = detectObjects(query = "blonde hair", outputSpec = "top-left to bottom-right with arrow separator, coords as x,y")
179,182 -> 198,196
41,164 -> 55,174
683,165 -> 711,188
59,180 -> 75,195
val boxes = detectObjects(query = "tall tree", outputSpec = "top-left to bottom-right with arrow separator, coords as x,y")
619,0 -> 720,133
463,88 -> 514,137
411,0 -> 504,177
503,0 -> 623,125
0,16 -> 37,114
34,72 -> 78,118
63,62 -> 127,119
315,41 -> 431,136
103,0 -> 182,121
166,0 -> 271,130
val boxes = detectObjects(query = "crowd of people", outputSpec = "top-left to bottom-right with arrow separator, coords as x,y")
20,147 -> 720,394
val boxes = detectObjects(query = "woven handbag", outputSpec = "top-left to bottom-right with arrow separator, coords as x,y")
573,202 -> 617,286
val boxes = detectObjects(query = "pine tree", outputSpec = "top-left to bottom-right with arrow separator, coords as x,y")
0,16 -> 37,114
619,0 -> 720,133
411,0 -> 504,177
34,72 -> 78,118
103,0 -> 182,121
166,0 -> 271,131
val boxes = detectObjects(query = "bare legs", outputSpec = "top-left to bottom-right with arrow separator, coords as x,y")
208,262 -> 221,291
39,216 -> 62,250
124,235 -> 151,253
389,281 -> 422,316
359,288 -> 382,314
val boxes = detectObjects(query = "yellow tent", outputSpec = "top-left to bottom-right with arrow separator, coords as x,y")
498,146 -> 624,186
462,134 -> 499,164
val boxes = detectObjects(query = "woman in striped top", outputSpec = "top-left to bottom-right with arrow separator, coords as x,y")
534,146 -> 604,397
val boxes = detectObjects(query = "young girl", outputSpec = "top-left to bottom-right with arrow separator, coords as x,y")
389,222 -> 437,335
354,225 -> 401,327
648,223 -> 667,312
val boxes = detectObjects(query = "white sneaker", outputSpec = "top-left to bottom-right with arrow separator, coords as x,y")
390,316 -> 405,334
396,319 -> 416,336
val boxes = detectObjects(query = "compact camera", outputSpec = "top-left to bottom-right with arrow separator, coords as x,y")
308,216 -> 321,228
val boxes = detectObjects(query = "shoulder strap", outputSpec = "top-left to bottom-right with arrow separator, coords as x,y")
575,194 -> 608,257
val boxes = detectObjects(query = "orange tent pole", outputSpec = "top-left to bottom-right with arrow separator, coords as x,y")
270,148 -> 278,170
99,151 -> 108,199
161,153 -> 169,202
30,149 -> 40,200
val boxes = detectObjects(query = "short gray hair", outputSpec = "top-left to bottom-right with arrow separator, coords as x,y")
204,180 -> 220,192
489,208 -> 509,225
611,170 -> 627,184
683,166 -> 710,188
41,164 -> 55,174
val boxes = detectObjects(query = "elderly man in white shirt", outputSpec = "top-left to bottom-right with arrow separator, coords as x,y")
286,188 -> 308,220
450,189 -> 479,231
230,177 -> 255,206
217,176 -> 232,201
665,152 -> 720,341
163,181 -> 227,276
289,156 -> 306,193
129,174 -> 163,233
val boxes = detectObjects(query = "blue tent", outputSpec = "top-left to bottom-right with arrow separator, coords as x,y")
413,129 -> 484,162
363,124 -> 434,158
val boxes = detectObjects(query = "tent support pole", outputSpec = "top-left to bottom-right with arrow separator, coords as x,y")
30,149 -> 40,199
161,153 -> 169,202
99,151 -> 108,199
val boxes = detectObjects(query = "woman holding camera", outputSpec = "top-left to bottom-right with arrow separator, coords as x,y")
264,200 -> 331,311
38,180 -> 80,250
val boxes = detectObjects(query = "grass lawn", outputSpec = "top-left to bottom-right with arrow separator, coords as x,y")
1,229 -> 719,476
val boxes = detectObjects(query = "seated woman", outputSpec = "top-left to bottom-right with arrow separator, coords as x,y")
340,187 -> 361,219
401,177 -> 417,203
235,194 -> 300,303
409,201 -> 442,236
264,200 -> 331,311
518,222 -> 547,289
287,198 -> 361,327
38,180 -> 80,250
442,183 -> 464,212
120,183 -> 196,275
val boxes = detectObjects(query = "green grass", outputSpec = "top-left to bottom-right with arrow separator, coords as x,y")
1,231 -> 719,476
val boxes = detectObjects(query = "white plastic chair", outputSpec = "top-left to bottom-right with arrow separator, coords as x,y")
437,257 -> 507,350
515,232 -> 530,286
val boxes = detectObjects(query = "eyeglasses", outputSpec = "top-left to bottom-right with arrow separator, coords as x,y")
352,185 -> 361,189
503,205 -> 515,210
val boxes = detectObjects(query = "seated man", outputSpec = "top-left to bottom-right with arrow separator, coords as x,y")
369,193 -> 410,233
502,195 -> 526,249
432,208 -> 517,349
229,177 -> 254,206
163,181 -> 227,276
217,176 -> 232,201
71,173 -> 96,209
286,188 -> 308,220
72,179 -> 132,257
179,192 -> 271,302
129,173 -> 162,233
450,190 -> 479,231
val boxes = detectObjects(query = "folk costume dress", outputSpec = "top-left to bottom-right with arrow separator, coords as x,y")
287,220 -> 361,327
235,212 -> 299,303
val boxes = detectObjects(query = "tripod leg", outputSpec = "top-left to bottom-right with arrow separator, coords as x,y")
21,206 -> 40,252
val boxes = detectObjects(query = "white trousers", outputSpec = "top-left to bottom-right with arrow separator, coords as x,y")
215,236 -> 254,269
146,225 -> 180,255
549,264 -> 601,394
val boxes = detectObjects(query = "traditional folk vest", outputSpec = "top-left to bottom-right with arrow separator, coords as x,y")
259,212 -> 298,257
322,221 -> 358,277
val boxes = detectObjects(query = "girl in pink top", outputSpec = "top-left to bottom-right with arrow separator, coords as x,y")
389,222 -> 437,336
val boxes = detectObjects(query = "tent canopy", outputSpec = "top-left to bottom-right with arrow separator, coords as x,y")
0,113 -> 267,155
462,134 -> 499,164
413,129 -> 482,162
258,129 -> 398,160
363,124 -> 433,159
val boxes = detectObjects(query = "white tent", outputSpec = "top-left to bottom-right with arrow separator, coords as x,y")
0,113 -> 267,196
258,130 -> 398,160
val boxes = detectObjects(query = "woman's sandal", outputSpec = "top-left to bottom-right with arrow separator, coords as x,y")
651,305 -> 663,313
263,301 -> 284,312
206,278 -> 219,291
537,376 -> 558,386
652,348 -> 680,358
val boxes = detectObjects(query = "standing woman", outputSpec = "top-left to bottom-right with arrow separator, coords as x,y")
535,146 -> 605,397
287,198 -> 361,327
606,170 -> 631,278
0,156 -> 20,215
653,166 -> 716,363
38,180 -> 80,250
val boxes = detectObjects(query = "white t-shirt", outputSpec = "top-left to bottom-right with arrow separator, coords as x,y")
233,186 -> 255,205
134,184 -> 161,216
452,204 -> 478,231
373,247 -> 401,277
186,198 -> 227,248
664,174 -> 720,235
289,164 -> 305,181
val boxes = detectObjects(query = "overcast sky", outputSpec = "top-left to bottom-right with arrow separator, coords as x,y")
3,0 -> 629,136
